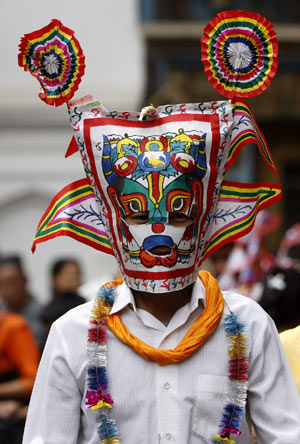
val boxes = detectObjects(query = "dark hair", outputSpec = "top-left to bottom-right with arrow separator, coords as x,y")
0,255 -> 25,276
287,245 -> 300,261
51,258 -> 79,277
260,266 -> 300,331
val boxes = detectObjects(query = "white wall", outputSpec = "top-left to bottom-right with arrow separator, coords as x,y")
0,0 -> 145,301
0,0 -> 145,109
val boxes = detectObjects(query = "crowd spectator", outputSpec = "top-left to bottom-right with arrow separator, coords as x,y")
0,310 -> 40,443
40,258 -> 86,332
258,225 -> 300,402
260,225 -> 300,332
0,256 -> 46,350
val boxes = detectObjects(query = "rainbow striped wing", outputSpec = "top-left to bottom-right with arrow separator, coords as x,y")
201,181 -> 281,261
32,178 -> 113,254
18,19 -> 85,106
201,10 -> 278,98
227,98 -> 278,177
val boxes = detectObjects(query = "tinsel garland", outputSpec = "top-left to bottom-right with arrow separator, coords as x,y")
214,313 -> 249,444
86,281 -> 120,443
86,282 -> 248,444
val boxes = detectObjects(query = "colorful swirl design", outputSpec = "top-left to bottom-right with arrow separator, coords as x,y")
201,10 -> 278,98
171,153 -> 196,173
114,156 -> 138,176
18,19 -> 85,106
138,151 -> 170,172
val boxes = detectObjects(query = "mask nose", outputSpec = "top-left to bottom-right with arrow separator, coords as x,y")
152,223 -> 165,233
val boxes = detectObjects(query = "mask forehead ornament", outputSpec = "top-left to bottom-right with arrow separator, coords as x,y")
19,11 -> 281,293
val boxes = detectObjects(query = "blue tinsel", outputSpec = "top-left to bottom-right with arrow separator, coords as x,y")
224,314 -> 245,335
219,403 -> 244,429
97,413 -> 118,439
87,366 -> 108,391
98,286 -> 116,306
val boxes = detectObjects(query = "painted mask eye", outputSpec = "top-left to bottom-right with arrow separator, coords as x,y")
167,191 -> 191,214
129,200 -> 141,213
172,198 -> 184,212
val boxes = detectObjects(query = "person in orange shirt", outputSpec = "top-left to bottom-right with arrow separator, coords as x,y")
0,310 -> 40,443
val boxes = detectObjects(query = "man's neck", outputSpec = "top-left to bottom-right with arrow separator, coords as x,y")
132,283 -> 194,323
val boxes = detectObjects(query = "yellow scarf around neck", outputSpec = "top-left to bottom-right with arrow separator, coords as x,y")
107,270 -> 224,365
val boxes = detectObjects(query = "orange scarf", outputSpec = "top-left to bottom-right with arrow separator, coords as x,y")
107,270 -> 224,365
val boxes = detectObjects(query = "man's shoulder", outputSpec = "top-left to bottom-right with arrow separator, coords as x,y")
52,299 -> 93,331
222,290 -> 271,324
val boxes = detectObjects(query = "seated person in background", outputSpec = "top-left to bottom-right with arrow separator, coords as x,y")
40,258 -> 86,332
0,256 -> 46,350
0,310 -> 40,443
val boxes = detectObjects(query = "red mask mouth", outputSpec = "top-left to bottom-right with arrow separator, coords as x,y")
140,248 -> 178,268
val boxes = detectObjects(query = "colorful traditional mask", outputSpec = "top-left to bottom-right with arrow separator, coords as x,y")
68,100 -> 232,292
20,12 -> 281,293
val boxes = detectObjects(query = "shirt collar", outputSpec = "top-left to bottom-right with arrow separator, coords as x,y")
110,282 -> 137,315
110,276 -> 206,316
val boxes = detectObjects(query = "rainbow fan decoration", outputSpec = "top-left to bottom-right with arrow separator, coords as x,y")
201,10 -> 278,98
32,178 -> 113,255
18,19 -> 85,106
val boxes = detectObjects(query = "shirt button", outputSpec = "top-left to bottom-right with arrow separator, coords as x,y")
165,433 -> 172,440
164,382 -> 170,389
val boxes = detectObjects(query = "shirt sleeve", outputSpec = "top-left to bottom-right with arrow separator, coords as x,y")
22,319 -> 82,444
247,309 -> 300,443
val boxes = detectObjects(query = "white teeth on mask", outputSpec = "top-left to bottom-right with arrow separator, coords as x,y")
130,257 -> 141,265
178,257 -> 188,263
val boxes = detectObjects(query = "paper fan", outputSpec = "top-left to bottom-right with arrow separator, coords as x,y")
201,10 -> 278,98
18,19 -> 85,106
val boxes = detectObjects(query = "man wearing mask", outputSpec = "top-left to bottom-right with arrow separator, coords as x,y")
19,11 -> 300,444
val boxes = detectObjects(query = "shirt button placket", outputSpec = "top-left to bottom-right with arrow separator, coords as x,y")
162,382 -> 172,441
157,345 -> 177,442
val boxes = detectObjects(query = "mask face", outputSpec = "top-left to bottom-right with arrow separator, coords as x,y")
103,129 -> 211,293
32,99 -> 280,292
106,132 -> 206,272
71,100 -> 234,292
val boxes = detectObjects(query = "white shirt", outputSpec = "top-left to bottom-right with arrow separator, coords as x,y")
23,278 -> 300,444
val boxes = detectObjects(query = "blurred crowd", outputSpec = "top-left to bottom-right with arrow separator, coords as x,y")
0,255 -> 86,443
1,211 -> 300,442
209,211 -> 300,332
208,211 -> 300,399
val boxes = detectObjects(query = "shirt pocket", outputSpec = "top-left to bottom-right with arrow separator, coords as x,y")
190,373 -> 228,442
